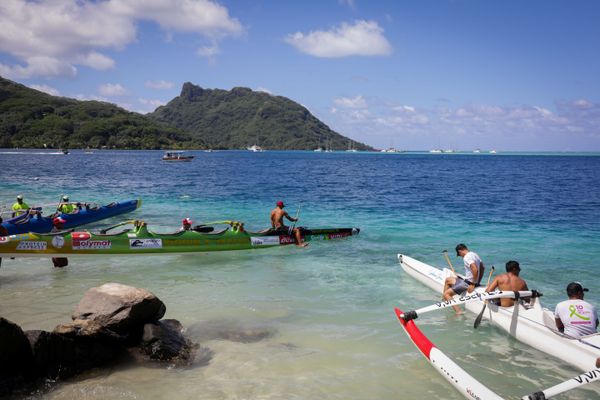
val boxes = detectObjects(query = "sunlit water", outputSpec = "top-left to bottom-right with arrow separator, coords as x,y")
1,150 -> 599,399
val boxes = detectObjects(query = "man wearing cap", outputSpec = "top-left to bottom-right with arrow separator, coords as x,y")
12,195 -> 30,217
270,201 -> 307,247
51,217 -> 68,268
555,282 -> 598,338
485,260 -> 529,307
57,195 -> 75,214
442,243 -> 484,313
179,218 -> 192,232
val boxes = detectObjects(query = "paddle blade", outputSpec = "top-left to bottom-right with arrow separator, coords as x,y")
474,304 -> 486,329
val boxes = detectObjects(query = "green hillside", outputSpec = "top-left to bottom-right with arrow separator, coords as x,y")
0,76 -> 203,149
149,82 -> 371,150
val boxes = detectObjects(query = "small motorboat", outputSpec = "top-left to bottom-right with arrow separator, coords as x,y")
162,151 -> 195,162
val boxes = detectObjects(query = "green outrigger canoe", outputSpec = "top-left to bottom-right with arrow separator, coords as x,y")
0,220 -> 359,256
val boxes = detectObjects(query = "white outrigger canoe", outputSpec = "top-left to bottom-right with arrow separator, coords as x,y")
397,253 -> 600,372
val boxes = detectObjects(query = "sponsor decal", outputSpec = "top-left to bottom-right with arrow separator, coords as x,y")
0,236 -> 9,244
72,232 -> 90,241
574,369 -> 600,384
466,388 -> 482,400
73,240 -> 112,250
52,236 -> 65,249
129,238 -> 162,249
279,235 -> 296,245
16,241 -> 47,251
327,232 -> 351,240
250,236 -> 280,246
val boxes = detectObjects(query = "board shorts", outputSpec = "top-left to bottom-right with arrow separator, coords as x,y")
451,277 -> 470,295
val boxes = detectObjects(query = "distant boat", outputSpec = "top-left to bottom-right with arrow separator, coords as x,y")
443,149 -> 455,153
346,141 -> 358,152
314,147 -> 323,152
381,147 -> 403,153
204,149 -> 214,153
247,144 -> 264,152
429,149 -> 442,153
473,149 -> 481,154
61,149 -> 69,155
162,151 -> 194,162
489,149 -> 497,154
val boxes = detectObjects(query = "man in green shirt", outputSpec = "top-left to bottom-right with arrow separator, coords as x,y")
11,195 -> 30,217
58,195 -> 75,214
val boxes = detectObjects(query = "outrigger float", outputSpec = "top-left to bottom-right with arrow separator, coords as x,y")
0,220 -> 359,256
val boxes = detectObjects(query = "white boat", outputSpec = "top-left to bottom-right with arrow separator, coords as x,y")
314,147 -> 323,152
429,149 -> 442,153
397,254 -> 600,371
490,149 -> 497,154
162,151 -> 194,161
443,149 -> 455,153
473,149 -> 481,153
381,147 -> 403,153
247,144 -> 264,152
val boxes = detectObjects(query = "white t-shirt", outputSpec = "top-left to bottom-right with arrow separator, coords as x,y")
462,251 -> 482,282
554,299 -> 598,338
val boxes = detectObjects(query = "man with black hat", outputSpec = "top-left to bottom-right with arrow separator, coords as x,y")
555,282 -> 598,338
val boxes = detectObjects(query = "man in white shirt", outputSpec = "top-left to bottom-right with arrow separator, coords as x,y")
555,282 -> 598,338
442,243 -> 484,314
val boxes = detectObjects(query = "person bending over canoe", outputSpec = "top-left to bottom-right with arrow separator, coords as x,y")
270,201 -> 307,247
442,243 -> 484,314
57,195 -> 76,214
485,260 -> 529,307
555,282 -> 598,339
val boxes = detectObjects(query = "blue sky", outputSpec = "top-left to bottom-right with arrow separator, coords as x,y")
1,0 -> 599,151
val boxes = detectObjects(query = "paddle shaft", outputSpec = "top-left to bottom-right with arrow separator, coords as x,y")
289,204 -> 301,235
442,250 -> 457,275
474,266 -> 496,328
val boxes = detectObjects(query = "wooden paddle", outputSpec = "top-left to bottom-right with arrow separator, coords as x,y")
442,249 -> 457,275
474,266 -> 495,328
288,204 -> 301,236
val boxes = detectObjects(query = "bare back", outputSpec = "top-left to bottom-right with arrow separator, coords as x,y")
487,272 -> 529,307
270,207 -> 288,228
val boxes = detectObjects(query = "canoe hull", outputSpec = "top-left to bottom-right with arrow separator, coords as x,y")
398,253 -> 600,372
2,199 -> 141,235
0,226 -> 359,256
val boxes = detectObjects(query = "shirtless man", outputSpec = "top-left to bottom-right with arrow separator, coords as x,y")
270,201 -> 307,247
485,260 -> 529,307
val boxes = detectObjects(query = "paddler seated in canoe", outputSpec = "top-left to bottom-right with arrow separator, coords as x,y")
51,217 -> 68,268
11,194 -> 30,217
554,282 -> 598,338
485,260 -> 529,307
179,218 -> 193,232
57,195 -> 77,214
442,243 -> 484,314
270,201 -> 307,247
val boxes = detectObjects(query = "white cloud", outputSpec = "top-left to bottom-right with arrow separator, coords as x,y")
197,42 -> 220,57
138,98 -> 166,108
29,84 -> 60,96
145,80 -> 175,90
285,20 -> 392,58
99,83 -> 129,97
334,95 -> 368,109
0,0 -> 242,79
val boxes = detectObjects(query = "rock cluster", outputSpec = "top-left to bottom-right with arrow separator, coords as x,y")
0,283 -> 195,397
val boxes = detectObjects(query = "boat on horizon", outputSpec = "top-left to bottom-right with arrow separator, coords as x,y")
429,149 -> 443,153
247,144 -> 264,152
162,151 -> 194,161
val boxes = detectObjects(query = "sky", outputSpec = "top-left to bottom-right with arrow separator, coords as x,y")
1,0 -> 599,151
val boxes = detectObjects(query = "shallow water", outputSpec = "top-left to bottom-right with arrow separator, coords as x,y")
1,150 -> 599,399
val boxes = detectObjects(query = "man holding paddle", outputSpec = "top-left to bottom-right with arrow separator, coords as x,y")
270,201 -> 307,247
442,243 -> 484,314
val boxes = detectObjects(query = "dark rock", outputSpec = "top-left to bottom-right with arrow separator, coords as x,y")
25,329 -> 125,380
0,318 -> 35,396
72,283 -> 166,336
139,319 -> 192,362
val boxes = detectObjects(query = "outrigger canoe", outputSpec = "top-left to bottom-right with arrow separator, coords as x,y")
395,307 -> 600,399
0,220 -> 359,256
397,254 -> 600,372
1,199 -> 141,235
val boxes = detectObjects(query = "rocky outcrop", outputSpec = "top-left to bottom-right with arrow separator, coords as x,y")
0,283 -> 197,397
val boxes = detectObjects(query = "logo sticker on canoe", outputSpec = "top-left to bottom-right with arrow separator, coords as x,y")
52,236 -> 65,248
16,241 -> 47,250
279,235 -> 296,245
129,239 -> 162,249
0,236 -> 9,244
72,232 -> 91,241
73,240 -> 112,250
250,236 -> 280,246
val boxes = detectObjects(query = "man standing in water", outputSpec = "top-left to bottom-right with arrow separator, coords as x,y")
270,201 -> 307,247
555,282 -> 598,338
51,217 -> 68,268
442,243 -> 484,314
485,260 -> 529,307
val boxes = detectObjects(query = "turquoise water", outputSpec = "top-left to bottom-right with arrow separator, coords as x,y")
0,150 -> 599,399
